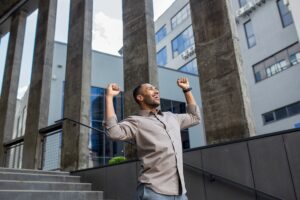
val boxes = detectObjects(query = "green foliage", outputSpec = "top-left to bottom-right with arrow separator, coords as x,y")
108,156 -> 127,165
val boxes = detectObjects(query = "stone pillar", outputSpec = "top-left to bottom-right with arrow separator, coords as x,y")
0,11 -> 26,166
122,0 -> 158,158
60,0 -> 93,171
189,0 -> 255,144
22,0 -> 57,169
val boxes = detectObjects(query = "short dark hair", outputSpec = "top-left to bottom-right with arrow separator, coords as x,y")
132,84 -> 144,104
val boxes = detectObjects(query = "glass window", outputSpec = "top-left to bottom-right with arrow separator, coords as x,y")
90,86 -> 124,166
277,0 -> 293,27
155,25 -> 167,44
287,102 -> 300,116
239,0 -> 248,7
179,59 -> 198,75
253,43 -> 300,82
275,107 -> 288,120
263,112 -> 275,124
172,26 -> 194,58
244,20 -> 256,48
171,4 -> 191,30
156,47 -> 167,67
263,101 -> 300,124
290,52 -> 300,65
265,60 -> 288,77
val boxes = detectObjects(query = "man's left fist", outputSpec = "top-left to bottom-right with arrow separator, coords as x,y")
177,77 -> 190,90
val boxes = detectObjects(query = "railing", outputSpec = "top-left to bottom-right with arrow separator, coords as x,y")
3,136 -> 24,168
40,118 -> 283,199
39,121 -> 63,170
39,118 -> 130,170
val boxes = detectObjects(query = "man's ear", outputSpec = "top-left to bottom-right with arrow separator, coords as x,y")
136,94 -> 143,102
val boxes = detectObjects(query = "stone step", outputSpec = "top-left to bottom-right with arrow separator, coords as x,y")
0,190 -> 103,200
0,167 -> 69,176
0,171 -> 80,183
0,180 -> 91,191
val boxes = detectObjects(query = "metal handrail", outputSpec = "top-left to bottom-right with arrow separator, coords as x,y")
183,162 -> 282,200
54,117 -> 135,145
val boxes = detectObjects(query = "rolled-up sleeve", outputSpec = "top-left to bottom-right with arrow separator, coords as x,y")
175,104 -> 201,130
104,115 -> 138,141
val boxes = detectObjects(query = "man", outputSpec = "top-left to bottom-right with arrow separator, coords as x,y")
104,77 -> 201,200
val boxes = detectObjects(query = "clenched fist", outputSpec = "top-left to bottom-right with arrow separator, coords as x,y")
177,77 -> 190,90
106,83 -> 120,97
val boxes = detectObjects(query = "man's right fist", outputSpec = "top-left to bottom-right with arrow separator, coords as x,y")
106,83 -> 120,97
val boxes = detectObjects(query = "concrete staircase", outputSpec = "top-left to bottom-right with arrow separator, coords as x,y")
0,167 -> 103,200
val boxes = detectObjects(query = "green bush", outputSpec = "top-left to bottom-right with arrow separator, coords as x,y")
108,156 -> 127,165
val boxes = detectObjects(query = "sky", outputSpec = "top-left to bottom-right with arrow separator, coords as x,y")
0,0 -> 175,99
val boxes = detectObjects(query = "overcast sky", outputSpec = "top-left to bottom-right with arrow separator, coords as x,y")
0,0 -> 175,99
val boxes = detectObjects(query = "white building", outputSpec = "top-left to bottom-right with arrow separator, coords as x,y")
154,0 -> 300,134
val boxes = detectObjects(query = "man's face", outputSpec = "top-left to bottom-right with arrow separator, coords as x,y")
138,84 -> 160,108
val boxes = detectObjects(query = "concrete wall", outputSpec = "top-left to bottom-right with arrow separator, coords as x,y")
232,0 -> 300,134
73,128 -> 300,200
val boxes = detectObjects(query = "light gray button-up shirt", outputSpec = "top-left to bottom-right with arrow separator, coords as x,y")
105,104 -> 201,195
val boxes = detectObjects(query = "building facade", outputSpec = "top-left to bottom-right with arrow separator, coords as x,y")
154,0 -> 300,134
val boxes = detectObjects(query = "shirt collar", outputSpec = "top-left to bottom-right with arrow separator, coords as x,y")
138,109 -> 164,117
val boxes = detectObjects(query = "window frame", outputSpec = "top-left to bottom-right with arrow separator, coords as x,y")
155,25 -> 167,44
156,46 -> 167,67
171,26 -> 194,58
244,20 -> 256,49
170,3 -> 191,30
277,0 -> 293,28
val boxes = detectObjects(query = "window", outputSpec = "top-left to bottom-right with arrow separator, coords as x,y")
244,20 -> 256,48
266,60 -> 288,77
156,47 -> 167,66
155,25 -> 167,44
287,102 -> 300,116
160,99 -> 190,149
253,43 -> 300,82
290,52 -> 300,65
274,107 -> 288,120
262,101 -> 300,124
277,0 -> 293,27
172,26 -> 194,58
90,87 -> 124,166
171,4 -> 191,30
239,0 -> 248,7
179,59 -> 198,75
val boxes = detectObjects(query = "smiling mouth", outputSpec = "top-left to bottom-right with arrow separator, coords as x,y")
153,94 -> 160,100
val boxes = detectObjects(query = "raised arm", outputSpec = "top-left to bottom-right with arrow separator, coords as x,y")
177,77 -> 196,105
104,83 -> 137,141
176,78 -> 201,129
105,83 -> 120,120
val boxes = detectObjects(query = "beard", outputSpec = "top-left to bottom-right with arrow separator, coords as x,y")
143,96 -> 160,108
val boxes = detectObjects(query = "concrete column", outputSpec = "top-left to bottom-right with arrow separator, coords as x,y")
22,0 -> 57,169
122,0 -> 158,158
189,0 -> 255,144
61,0 -> 93,171
0,11 -> 26,166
